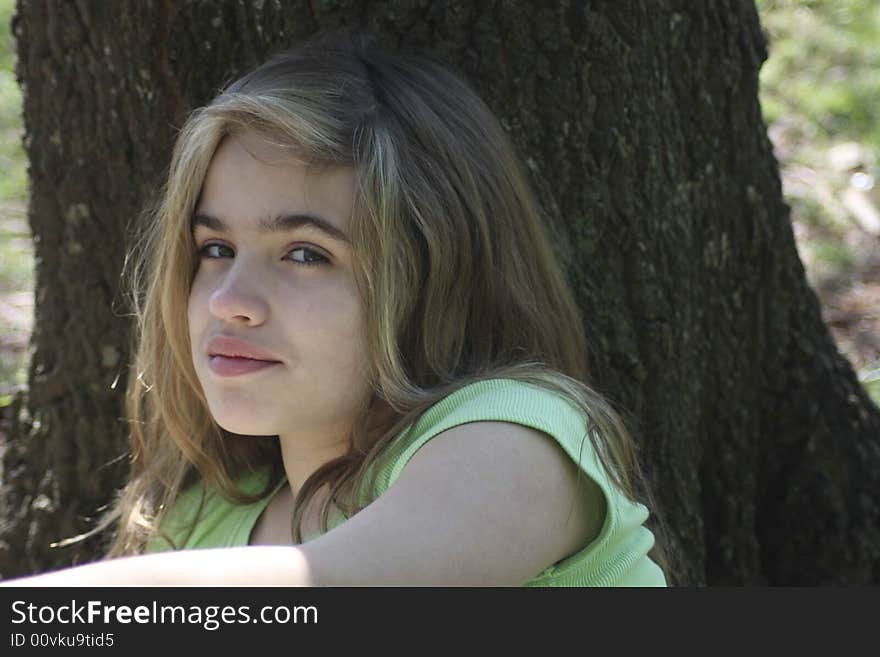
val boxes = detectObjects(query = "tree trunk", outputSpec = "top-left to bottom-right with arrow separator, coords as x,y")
1,0 -> 877,585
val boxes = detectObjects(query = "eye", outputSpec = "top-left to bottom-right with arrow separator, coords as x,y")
198,243 -> 234,259
195,242 -> 329,267
289,246 -> 329,267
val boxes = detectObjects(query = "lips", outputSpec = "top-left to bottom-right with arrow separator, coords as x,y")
207,335 -> 282,362
206,336 -> 283,377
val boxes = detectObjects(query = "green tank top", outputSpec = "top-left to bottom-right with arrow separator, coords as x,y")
146,378 -> 667,586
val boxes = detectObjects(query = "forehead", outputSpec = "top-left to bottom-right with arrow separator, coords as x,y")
195,132 -> 355,236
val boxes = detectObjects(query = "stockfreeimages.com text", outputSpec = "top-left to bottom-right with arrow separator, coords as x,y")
11,599 -> 317,631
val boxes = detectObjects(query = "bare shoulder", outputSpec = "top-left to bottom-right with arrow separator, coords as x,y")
300,421 -> 606,585
402,421 -> 606,559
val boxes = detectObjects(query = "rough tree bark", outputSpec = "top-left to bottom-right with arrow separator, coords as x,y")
1,0 -> 877,585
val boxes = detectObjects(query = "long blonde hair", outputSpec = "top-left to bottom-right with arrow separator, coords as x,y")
105,30 -> 673,579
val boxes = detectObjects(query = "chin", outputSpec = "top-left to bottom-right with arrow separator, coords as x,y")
208,407 -> 280,437
200,384 -> 275,425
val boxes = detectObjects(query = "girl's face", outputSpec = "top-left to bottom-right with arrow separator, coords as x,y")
188,132 -> 371,443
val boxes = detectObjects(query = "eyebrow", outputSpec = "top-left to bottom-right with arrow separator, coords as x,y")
191,211 -> 350,244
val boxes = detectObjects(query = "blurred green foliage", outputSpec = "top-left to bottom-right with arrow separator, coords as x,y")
757,0 -> 880,405
0,0 -> 25,202
0,0 -> 28,403
0,0 -> 12,68
758,0 -> 880,154
866,377 -> 880,402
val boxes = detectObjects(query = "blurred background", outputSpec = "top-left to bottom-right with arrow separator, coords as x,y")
0,0 -> 878,406
757,0 -> 880,403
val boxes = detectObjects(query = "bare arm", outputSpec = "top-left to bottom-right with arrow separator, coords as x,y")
1,546 -> 312,586
2,422 -> 597,586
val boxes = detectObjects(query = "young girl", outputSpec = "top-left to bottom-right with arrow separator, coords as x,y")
8,31 -> 670,586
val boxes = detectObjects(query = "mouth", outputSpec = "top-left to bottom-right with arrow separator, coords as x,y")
205,335 -> 283,371
208,355 -> 282,377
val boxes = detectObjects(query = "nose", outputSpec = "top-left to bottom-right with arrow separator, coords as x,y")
207,262 -> 270,326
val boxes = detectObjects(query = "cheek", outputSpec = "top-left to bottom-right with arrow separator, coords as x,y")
333,286 -> 367,339
187,281 -> 207,340
338,296 -> 370,372
301,283 -> 368,358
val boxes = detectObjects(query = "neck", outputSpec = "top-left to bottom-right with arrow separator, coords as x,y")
276,396 -> 398,493
277,430 -> 350,494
